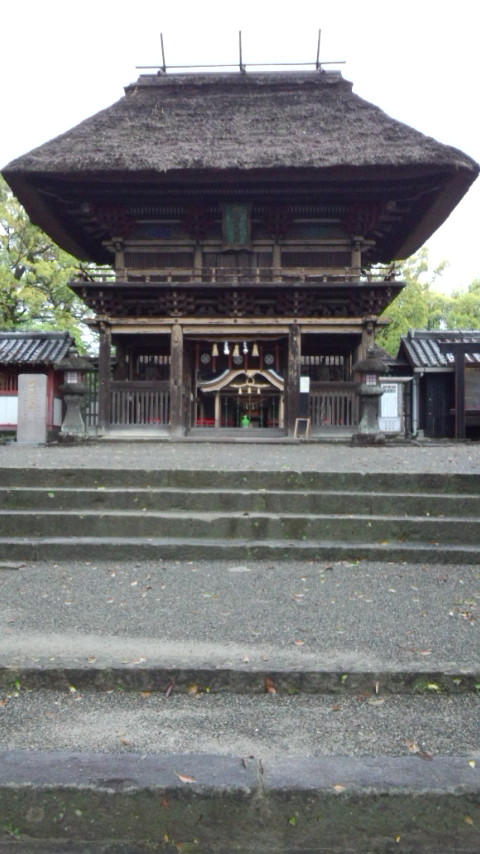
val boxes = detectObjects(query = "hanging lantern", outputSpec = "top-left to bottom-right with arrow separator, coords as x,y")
223,341 -> 230,355
212,343 -> 219,357
233,343 -> 240,358
252,343 -> 259,358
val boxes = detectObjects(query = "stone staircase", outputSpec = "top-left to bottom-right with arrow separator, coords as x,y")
0,465 -> 479,852
0,467 -> 479,563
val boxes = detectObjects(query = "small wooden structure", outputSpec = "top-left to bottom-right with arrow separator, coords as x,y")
3,70 -> 478,439
398,330 -> 480,439
0,331 -> 74,433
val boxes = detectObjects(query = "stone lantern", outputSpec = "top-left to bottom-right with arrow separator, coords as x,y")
351,348 -> 389,446
55,347 -> 94,438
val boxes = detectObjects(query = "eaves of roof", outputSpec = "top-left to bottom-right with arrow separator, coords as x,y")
0,331 -> 73,365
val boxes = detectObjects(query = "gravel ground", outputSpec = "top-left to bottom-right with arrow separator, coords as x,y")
1,690 -> 479,759
1,559 -> 478,669
0,439 -> 479,473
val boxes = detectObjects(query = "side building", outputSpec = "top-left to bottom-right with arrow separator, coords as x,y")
3,70 -> 478,438
0,330 -> 75,435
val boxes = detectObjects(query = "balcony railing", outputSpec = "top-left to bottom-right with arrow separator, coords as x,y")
75,265 -> 397,286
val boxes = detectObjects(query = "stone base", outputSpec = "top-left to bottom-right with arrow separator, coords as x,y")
351,432 -> 386,446
56,433 -> 91,445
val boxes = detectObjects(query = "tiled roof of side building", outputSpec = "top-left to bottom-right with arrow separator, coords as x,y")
0,330 -> 73,365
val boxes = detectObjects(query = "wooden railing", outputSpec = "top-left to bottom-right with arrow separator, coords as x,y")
309,382 -> 359,429
75,266 -> 397,285
109,382 -> 170,427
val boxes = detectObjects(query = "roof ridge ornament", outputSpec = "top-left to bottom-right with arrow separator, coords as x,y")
136,29 -> 345,74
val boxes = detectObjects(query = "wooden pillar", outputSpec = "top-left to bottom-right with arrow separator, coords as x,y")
351,237 -> 363,270
359,319 -> 376,361
170,323 -> 184,436
98,324 -> 111,431
454,352 -> 466,439
287,324 -> 301,435
273,243 -> 281,273
438,341 -> 471,440
194,245 -> 202,282
215,392 -> 221,428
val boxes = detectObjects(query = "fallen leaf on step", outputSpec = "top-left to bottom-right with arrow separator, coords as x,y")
188,683 -> 201,696
418,750 -> 433,761
464,815 -> 474,826
367,697 -> 386,707
165,680 -> 175,698
332,784 -> 346,793
405,738 -> 420,754
176,773 -> 196,783
265,676 -> 277,694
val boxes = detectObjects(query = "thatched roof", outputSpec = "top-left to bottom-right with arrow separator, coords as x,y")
2,70 -> 478,262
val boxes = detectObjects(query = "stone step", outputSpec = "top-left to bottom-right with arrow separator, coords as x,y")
0,558 -> 478,851
1,535 -> 479,563
1,509 -> 478,544
1,748 -> 478,853
2,485 -> 480,516
2,635 -> 478,694
2,467 -> 479,493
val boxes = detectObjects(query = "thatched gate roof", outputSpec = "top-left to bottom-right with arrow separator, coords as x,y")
3,70 -> 478,263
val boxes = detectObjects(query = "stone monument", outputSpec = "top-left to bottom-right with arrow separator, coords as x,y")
16,374 -> 47,444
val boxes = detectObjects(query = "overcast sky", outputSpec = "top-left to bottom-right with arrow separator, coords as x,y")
1,0 -> 478,292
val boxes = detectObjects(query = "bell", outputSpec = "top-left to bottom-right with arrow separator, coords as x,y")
212,343 -> 219,357
252,343 -> 259,358
233,344 -> 240,358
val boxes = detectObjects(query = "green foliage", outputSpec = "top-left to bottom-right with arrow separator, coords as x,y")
446,279 -> 480,329
377,248 -> 480,356
0,176 -> 91,348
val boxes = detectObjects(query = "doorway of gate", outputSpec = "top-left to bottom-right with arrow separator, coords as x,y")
192,339 -> 286,430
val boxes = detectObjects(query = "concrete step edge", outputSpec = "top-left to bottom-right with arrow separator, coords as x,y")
2,509 -> 479,522
0,750 -> 479,853
1,468 -> 479,493
0,538 -> 478,564
1,663 -> 479,694
2,486 -> 480,499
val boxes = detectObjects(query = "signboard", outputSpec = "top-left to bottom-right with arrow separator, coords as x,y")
223,204 -> 251,247
379,382 -> 402,433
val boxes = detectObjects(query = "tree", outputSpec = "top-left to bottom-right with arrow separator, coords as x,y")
443,279 -> 480,329
0,176 -> 92,349
376,248 -> 451,355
